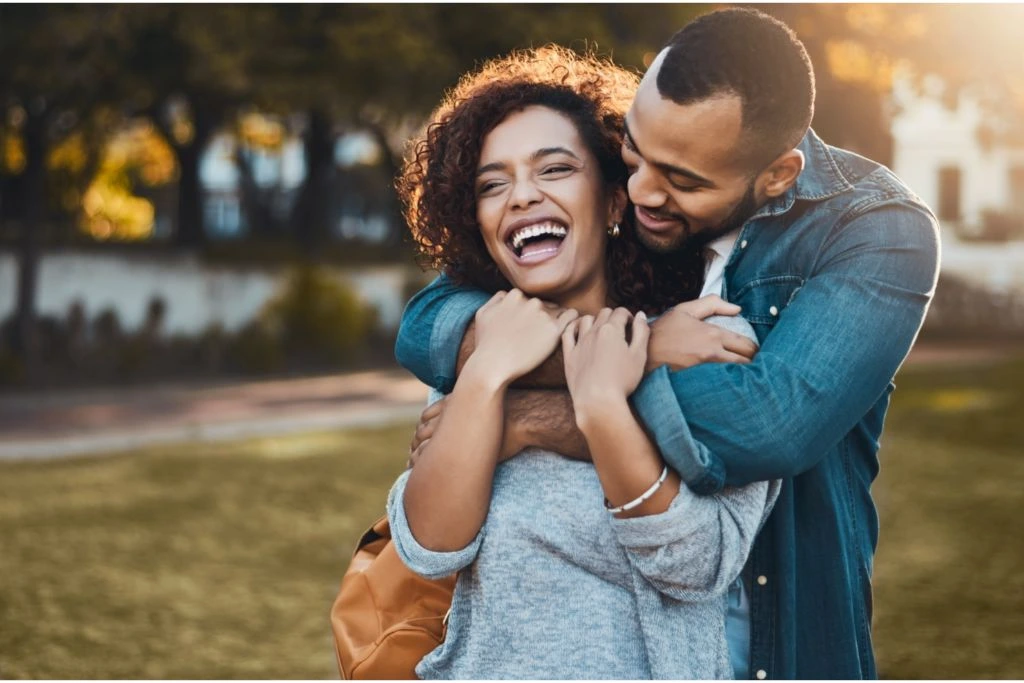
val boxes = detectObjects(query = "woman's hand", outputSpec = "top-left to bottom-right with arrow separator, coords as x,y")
646,295 -> 757,372
467,289 -> 579,388
562,307 -> 649,421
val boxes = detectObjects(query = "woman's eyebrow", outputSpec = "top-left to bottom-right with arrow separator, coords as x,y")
532,147 -> 582,162
477,147 -> 582,176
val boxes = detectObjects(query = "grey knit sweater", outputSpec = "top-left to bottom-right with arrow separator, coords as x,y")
388,315 -> 779,680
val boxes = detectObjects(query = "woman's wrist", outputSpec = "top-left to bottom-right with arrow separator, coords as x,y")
573,391 -> 632,437
459,354 -> 514,396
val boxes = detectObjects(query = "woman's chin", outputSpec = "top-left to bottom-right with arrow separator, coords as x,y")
508,272 -> 569,301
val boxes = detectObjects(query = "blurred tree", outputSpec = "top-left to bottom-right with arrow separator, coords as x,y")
6,4 -> 1021,383
0,5 -> 129,375
756,4 -> 1024,164
118,5 -> 271,247
249,4 -> 711,253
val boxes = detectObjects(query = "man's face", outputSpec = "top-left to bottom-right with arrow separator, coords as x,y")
622,50 -> 765,254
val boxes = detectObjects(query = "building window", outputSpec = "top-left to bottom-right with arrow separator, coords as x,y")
1009,166 -> 1024,213
938,166 -> 962,222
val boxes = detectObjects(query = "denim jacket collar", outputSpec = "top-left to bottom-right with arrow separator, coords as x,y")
747,128 -> 855,222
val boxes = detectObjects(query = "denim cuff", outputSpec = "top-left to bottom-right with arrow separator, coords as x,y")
429,291 -> 490,393
633,366 -> 720,493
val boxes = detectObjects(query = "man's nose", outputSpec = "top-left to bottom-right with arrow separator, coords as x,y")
628,164 -> 668,209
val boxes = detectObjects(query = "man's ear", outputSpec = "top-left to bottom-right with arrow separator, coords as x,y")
758,149 -> 805,199
607,185 -> 628,225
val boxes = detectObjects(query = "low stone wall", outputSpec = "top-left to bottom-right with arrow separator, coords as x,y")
0,250 -> 429,336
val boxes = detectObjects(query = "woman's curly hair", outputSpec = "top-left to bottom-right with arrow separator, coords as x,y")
397,45 -> 704,315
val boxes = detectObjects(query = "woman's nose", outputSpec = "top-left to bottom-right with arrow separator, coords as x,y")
509,177 -> 543,209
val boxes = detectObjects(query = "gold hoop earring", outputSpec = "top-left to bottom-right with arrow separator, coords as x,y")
607,223 -> 621,238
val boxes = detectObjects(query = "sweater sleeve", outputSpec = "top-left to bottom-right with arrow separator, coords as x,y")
610,478 -> 781,600
386,468 -> 484,580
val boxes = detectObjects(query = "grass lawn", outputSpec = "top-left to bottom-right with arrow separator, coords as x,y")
1,355 -> 1022,678
0,428 -> 411,679
872,355 -> 1024,679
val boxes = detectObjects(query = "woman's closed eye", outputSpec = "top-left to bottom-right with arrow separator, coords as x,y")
540,164 -> 576,179
477,179 -> 506,196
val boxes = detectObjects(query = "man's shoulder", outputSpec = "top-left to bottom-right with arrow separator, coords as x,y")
769,131 -> 939,254
813,139 -> 931,216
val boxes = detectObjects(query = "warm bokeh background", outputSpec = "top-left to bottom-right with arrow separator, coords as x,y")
1,4 -> 1022,678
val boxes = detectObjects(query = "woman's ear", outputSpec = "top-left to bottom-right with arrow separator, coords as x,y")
607,185 -> 628,226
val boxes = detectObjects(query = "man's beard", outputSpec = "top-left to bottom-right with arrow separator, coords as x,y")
636,182 -> 760,256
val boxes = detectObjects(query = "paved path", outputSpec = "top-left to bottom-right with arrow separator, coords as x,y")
0,342 -> 1017,462
0,370 -> 429,462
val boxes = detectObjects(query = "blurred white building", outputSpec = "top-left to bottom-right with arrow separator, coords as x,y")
891,72 -> 1024,297
891,73 -> 1024,236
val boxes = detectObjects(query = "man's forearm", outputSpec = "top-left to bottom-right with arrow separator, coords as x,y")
503,389 -> 590,461
457,321 -> 568,390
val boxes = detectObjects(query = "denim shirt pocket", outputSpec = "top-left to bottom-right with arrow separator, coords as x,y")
732,275 -> 805,335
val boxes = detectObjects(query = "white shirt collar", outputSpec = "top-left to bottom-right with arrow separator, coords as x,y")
699,230 -> 742,299
707,230 -> 741,261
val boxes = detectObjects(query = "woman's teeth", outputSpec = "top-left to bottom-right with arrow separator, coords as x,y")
510,222 -> 567,253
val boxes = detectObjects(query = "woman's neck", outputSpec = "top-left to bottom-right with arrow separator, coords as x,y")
552,280 -> 608,316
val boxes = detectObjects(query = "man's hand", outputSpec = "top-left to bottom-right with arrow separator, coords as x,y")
407,394 -> 531,467
646,295 -> 758,372
407,398 -> 445,468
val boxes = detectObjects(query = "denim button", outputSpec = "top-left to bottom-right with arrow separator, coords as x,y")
757,575 -> 768,586
756,669 -> 767,679
741,239 -> 748,249
769,305 -> 779,316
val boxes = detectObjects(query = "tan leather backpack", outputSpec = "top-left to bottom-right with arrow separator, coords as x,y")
331,515 -> 457,679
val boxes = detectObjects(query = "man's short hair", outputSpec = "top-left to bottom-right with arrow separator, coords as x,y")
658,8 -> 815,168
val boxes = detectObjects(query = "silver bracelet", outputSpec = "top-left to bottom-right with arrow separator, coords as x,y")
605,465 -> 669,514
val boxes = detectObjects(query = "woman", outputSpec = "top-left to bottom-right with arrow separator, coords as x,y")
388,46 -> 779,679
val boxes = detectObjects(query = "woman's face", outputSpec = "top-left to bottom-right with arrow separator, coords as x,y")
474,105 -> 624,310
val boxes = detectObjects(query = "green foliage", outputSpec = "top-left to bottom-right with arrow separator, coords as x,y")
259,265 -> 377,366
227,321 -> 283,375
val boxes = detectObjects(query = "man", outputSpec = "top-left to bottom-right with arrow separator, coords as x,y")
395,8 -> 940,679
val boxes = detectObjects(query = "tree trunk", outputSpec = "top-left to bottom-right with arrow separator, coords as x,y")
175,139 -> 204,247
362,122 -> 405,246
292,108 -> 334,254
234,146 -> 276,237
173,102 -> 215,248
12,106 -> 48,378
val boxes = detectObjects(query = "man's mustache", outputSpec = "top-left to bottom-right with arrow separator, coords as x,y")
635,204 -> 687,225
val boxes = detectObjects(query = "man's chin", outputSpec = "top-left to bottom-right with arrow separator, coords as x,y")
636,225 -> 690,254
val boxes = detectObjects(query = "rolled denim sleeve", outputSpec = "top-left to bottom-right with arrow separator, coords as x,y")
634,201 -> 940,493
395,274 -> 490,393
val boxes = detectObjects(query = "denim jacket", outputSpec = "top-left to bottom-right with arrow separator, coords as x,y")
394,129 -> 940,679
